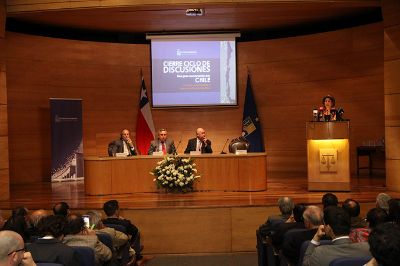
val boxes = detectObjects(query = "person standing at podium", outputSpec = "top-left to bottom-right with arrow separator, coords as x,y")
318,95 -> 337,121
184,128 -> 213,154
148,128 -> 176,155
108,129 -> 137,156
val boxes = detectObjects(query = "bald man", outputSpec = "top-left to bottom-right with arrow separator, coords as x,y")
184,128 -> 213,154
108,129 -> 137,156
0,230 -> 36,266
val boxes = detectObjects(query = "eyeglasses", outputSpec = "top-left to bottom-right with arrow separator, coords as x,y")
7,248 -> 25,256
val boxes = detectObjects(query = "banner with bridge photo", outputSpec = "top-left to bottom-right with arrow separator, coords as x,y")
50,98 -> 84,182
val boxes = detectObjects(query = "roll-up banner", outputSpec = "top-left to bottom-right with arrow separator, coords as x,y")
50,98 -> 84,182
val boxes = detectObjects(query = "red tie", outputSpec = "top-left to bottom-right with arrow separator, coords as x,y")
162,142 -> 166,155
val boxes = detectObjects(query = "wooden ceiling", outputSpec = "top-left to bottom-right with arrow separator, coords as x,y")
6,1 -> 382,34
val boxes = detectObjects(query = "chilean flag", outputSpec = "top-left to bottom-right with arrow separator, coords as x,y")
136,74 -> 155,155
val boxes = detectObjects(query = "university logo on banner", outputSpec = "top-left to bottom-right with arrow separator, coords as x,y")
242,74 -> 265,152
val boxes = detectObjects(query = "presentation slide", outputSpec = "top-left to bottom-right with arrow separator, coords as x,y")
151,36 -> 237,107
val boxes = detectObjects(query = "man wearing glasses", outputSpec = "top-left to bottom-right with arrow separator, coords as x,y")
0,230 -> 36,266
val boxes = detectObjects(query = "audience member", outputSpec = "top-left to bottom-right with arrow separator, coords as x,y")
102,200 -> 153,265
87,210 -> 130,250
27,215 -> 78,266
388,198 -> 400,224
302,206 -> 370,266
63,213 -> 112,264
2,212 -> 30,242
0,230 -> 36,266
350,207 -> 388,243
265,197 -> 295,226
322,193 -> 338,209
271,203 -> 306,251
342,198 -> 367,228
27,209 -> 49,241
376,193 -> 391,213
282,205 -> 324,266
365,222 -> 400,266
53,202 -> 70,217
0,210 -> 5,229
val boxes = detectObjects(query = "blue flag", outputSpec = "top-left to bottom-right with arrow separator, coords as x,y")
242,74 -> 265,152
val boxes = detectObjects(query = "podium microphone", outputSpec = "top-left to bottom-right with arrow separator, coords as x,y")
220,138 -> 229,154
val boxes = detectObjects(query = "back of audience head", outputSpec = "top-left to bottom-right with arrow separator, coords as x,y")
0,210 -> 5,229
0,230 -> 26,265
322,193 -> 338,209
292,204 -> 307,223
368,223 -> 400,266
367,208 -> 388,229
103,200 -> 119,217
303,205 -> 324,228
66,213 -> 85,235
53,202 -> 70,217
29,209 -> 49,228
2,215 -> 29,242
86,210 -> 103,229
11,207 -> 28,218
342,198 -> 361,217
323,206 -> 351,237
277,197 -> 294,216
376,193 -> 391,212
388,198 -> 400,224
37,215 -> 66,239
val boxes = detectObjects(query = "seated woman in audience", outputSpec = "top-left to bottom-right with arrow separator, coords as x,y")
349,207 -> 388,243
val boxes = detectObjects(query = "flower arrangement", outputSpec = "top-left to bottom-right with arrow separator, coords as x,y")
151,156 -> 200,193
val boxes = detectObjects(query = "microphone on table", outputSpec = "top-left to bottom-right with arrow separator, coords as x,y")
220,138 -> 229,154
174,137 -> 182,155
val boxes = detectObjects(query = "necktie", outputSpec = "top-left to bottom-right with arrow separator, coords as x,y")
162,142 -> 166,155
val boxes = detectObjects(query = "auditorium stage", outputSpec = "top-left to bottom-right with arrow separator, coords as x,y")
0,173 -> 391,211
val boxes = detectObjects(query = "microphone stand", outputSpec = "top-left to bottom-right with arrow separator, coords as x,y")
174,139 -> 182,155
220,138 -> 229,154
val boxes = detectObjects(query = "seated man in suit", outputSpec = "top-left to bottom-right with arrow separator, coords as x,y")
148,128 -> 176,155
108,129 -> 137,156
302,206 -> 371,266
184,128 -> 212,154
282,205 -> 324,266
27,215 -> 78,266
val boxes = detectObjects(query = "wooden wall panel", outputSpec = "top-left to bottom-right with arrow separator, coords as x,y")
382,0 -> 400,191
6,23 -> 383,184
0,0 -> 9,200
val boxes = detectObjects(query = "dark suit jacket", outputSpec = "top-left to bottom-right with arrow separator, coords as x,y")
108,139 -> 137,156
184,138 -> 212,154
271,222 -> 305,251
282,228 -> 318,265
27,238 -> 79,266
148,138 -> 176,155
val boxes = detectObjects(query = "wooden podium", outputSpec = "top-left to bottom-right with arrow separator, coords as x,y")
307,121 -> 350,191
